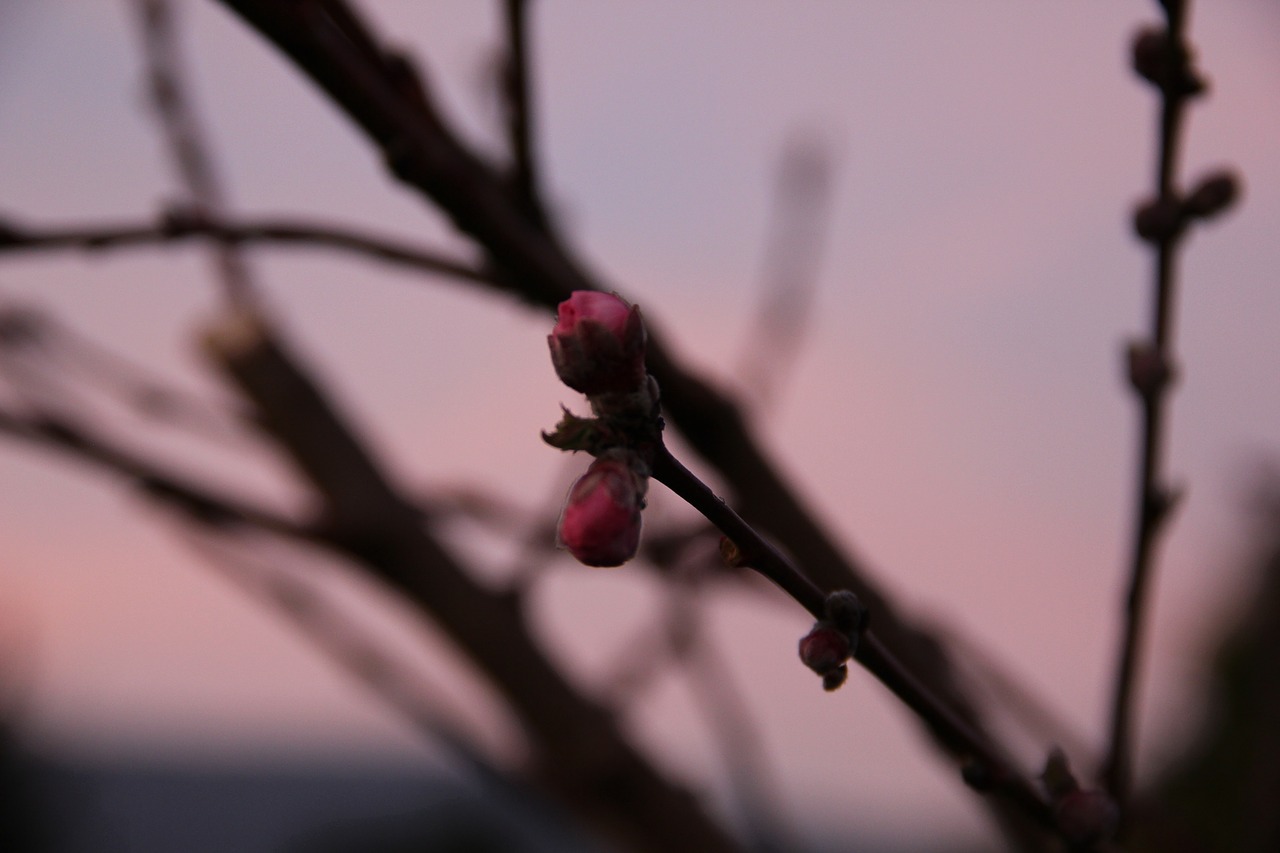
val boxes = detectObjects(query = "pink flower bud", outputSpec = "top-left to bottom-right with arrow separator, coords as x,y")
557,454 -> 646,567
798,624 -> 851,675
548,291 -> 647,395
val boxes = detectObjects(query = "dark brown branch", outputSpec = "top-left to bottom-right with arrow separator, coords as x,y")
206,2 -> 1050,842
0,213 -> 488,285
200,309 -> 743,853
1102,0 -> 1199,813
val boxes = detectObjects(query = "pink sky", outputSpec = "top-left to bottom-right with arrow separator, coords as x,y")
2,1 -> 1279,846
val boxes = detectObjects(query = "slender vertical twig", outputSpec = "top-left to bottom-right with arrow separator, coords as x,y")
501,0 -> 543,220
1102,0 -> 1199,813
135,0 -> 259,308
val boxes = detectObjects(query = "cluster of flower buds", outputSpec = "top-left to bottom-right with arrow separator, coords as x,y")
546,291 -> 655,568
798,590 -> 867,692
1040,748 -> 1120,847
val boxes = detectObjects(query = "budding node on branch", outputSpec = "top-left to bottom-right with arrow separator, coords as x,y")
544,291 -> 658,568
1125,340 -> 1176,399
1132,196 -> 1184,244
1130,25 -> 1206,99
823,589 -> 868,635
718,536 -> 746,568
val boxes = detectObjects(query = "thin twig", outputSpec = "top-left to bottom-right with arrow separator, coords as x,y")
135,0 -> 258,308
0,213 -> 488,285
501,0 -> 543,220
648,443 -> 1055,832
1102,0 -> 1197,812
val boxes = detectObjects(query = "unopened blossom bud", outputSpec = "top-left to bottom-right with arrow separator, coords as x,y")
548,291 -> 647,396
799,624 -> 851,676
557,453 -> 646,567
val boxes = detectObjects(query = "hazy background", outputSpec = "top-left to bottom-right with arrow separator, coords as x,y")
2,1 -> 1279,847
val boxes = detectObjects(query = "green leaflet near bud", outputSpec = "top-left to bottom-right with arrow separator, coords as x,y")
541,407 -> 611,454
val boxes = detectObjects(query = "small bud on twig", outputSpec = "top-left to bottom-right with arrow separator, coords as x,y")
798,592 -> 866,691
718,536 -> 746,568
1125,340 -> 1175,399
1130,25 -> 1206,98
1132,196 -> 1184,244
821,665 -> 848,692
823,589 -> 867,635
1144,482 -> 1184,528
1183,170 -> 1241,221
798,625 -> 851,676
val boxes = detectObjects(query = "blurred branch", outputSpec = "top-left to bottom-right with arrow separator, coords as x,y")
1103,0 -> 1240,816
0,300 -> 250,447
942,626 -> 1094,769
0,403 -> 306,539
135,0 -> 259,308
602,570 -> 791,851
200,307 -> 744,853
683,614 -> 792,853
0,211 -> 488,286
737,132 -> 833,410
177,526 -> 526,798
1135,483 -> 1280,853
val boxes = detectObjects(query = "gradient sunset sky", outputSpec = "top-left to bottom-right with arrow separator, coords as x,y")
2,1 -> 1279,846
